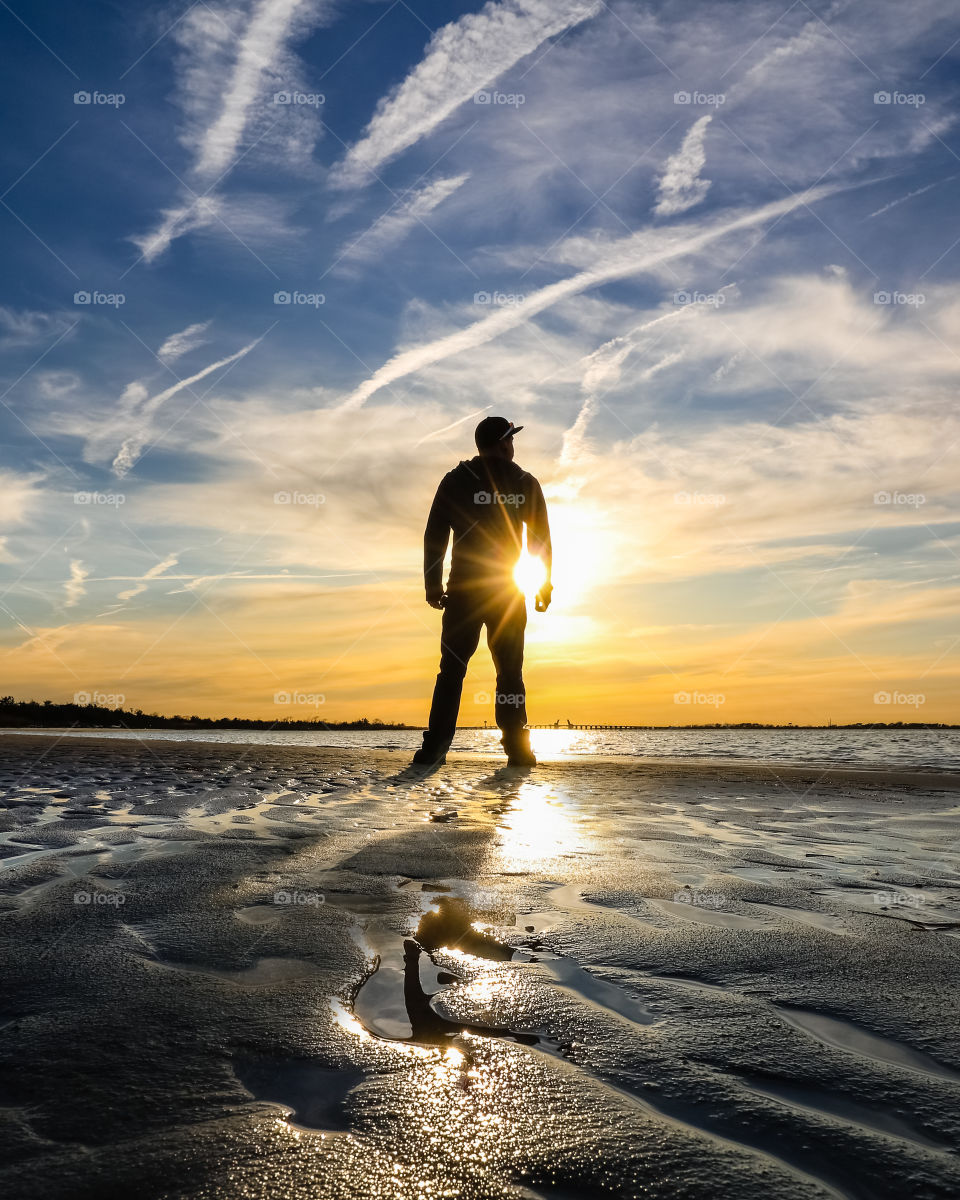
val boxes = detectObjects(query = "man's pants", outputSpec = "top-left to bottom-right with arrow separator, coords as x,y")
423,586 -> 527,751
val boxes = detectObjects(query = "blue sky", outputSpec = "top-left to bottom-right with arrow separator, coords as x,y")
1,0 -> 959,723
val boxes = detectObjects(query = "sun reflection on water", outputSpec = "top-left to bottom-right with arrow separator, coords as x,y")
493,781 -> 586,870
328,999 -> 521,1196
528,727 -> 600,758
475,727 -> 601,760
322,812 -> 594,1196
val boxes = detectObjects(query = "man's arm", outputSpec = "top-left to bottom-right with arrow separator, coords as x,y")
525,476 -> 553,610
423,476 -> 452,608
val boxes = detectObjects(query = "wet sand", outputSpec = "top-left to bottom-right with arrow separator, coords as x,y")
0,733 -> 958,1199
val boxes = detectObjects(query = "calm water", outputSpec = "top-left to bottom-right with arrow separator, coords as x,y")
4,726 -> 959,772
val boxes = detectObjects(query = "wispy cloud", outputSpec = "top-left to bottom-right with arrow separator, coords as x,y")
868,176 -> 953,219
0,469 -> 42,527
116,553 -> 180,603
415,403 -> 492,446
339,182 -> 843,409
131,0 -> 331,262
561,309 -> 691,467
332,0 -> 600,188
157,321 -> 211,363
130,193 -> 308,265
335,173 -> 470,269
0,306 -> 74,350
190,0 -> 319,179
654,115 -> 712,217
112,338 -> 262,477
129,198 -> 220,265
63,560 -> 88,609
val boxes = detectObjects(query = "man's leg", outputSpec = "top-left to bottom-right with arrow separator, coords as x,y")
486,589 -> 533,763
416,592 -> 483,762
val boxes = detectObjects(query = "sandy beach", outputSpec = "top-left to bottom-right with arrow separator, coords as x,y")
1,733 -> 959,1199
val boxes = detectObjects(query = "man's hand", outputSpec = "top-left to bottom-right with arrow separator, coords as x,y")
535,581 -> 553,612
426,586 -> 447,610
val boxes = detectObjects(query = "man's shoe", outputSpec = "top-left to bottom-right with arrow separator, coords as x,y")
412,735 -> 449,766
502,730 -> 536,767
412,747 -> 446,766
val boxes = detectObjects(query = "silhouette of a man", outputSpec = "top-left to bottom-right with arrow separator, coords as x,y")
413,417 -> 552,767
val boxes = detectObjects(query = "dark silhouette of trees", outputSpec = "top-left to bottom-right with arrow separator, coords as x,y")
0,697 -> 409,731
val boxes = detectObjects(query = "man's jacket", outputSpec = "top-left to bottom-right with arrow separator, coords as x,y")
424,456 -> 551,593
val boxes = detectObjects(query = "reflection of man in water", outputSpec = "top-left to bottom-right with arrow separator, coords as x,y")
402,939 -> 449,1046
413,417 -> 552,767
401,898 -> 520,1051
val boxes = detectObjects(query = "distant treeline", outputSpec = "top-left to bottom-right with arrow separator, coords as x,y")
0,699 -> 956,731
0,698 -> 411,731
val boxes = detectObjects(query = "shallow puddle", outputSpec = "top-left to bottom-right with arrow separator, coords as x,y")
235,1059 -> 367,1132
745,902 -> 849,934
651,898 -> 768,929
351,895 -> 551,1050
776,1005 -> 960,1082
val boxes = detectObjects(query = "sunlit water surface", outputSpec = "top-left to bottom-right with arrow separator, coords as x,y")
4,725 -> 958,771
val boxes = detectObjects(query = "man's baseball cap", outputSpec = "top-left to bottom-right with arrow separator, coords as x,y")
475,416 -> 523,449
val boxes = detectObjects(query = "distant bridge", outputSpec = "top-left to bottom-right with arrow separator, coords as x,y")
476,723 -> 636,731
530,724 -> 635,731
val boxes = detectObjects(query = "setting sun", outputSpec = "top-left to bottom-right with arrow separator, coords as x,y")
514,502 -> 613,604
513,550 -> 548,595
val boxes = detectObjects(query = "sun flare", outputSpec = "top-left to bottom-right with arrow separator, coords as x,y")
514,502 -> 612,605
513,551 -> 547,595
